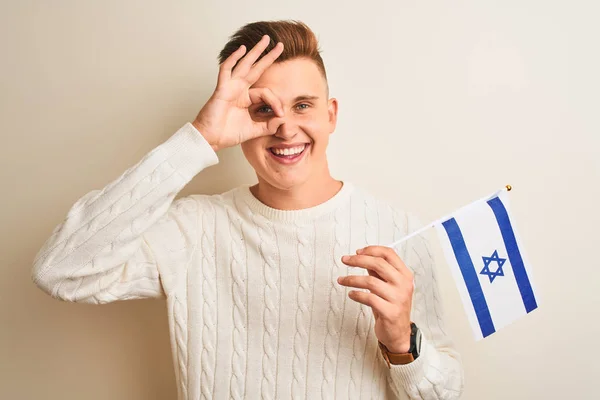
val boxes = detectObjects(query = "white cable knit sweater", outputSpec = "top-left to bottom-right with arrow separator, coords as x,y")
32,123 -> 464,400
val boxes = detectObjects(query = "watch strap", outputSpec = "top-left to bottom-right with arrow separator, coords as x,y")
378,341 -> 415,368
378,322 -> 420,368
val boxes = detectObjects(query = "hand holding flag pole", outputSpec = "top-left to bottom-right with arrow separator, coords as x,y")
339,184 -> 538,347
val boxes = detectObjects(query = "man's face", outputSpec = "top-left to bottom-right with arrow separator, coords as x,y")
241,57 -> 338,191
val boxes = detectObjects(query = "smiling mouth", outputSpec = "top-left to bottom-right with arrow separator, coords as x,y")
269,144 -> 308,159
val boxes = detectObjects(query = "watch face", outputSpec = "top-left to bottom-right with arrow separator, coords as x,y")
414,328 -> 422,355
410,324 -> 422,359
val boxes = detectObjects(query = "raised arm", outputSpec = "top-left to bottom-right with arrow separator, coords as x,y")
32,35 -> 287,303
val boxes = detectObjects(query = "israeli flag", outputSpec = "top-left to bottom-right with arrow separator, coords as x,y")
435,190 -> 538,340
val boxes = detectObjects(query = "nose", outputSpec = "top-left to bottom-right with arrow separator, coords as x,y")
274,116 -> 298,141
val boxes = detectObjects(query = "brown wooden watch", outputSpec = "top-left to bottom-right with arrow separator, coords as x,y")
378,322 -> 422,368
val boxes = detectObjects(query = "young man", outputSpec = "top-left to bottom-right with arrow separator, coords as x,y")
33,21 -> 463,399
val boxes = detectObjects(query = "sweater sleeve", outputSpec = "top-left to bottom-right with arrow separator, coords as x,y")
32,123 -> 218,304
386,212 -> 465,399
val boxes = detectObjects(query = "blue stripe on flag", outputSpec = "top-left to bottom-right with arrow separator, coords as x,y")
442,218 -> 496,338
487,197 -> 538,313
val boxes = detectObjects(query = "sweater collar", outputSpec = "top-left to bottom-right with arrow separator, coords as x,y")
238,181 -> 354,222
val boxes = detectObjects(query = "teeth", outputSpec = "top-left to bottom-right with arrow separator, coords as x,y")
272,145 -> 306,156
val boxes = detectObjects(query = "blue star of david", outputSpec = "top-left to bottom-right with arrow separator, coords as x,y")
480,250 -> 507,283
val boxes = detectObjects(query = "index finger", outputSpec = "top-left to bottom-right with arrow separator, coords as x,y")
357,246 -> 413,278
248,87 -> 284,118
341,254 -> 399,283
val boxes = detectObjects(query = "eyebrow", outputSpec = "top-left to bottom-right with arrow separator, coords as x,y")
293,95 -> 319,102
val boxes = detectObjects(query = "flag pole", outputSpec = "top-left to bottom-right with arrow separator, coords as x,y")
386,185 -> 512,248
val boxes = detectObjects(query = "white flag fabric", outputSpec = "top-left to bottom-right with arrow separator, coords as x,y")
434,190 -> 538,340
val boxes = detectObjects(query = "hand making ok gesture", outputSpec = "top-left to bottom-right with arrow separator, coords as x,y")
193,35 -> 286,151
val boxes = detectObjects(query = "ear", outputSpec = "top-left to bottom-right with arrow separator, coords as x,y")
327,98 -> 338,134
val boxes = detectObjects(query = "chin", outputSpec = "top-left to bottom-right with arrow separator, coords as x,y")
261,172 -> 310,191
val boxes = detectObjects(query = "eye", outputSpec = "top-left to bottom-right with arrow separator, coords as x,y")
295,103 -> 310,111
256,105 -> 273,114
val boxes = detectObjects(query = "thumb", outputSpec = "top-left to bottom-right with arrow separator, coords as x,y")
266,116 -> 285,135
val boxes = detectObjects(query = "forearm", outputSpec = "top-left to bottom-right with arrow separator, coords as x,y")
386,211 -> 465,398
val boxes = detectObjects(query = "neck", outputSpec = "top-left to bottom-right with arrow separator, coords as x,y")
251,173 -> 342,211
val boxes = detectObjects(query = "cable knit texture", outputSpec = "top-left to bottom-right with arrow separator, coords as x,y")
32,123 -> 464,400
227,194 -> 248,400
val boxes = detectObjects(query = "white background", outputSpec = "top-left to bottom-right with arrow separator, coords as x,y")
1,1 -> 598,399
